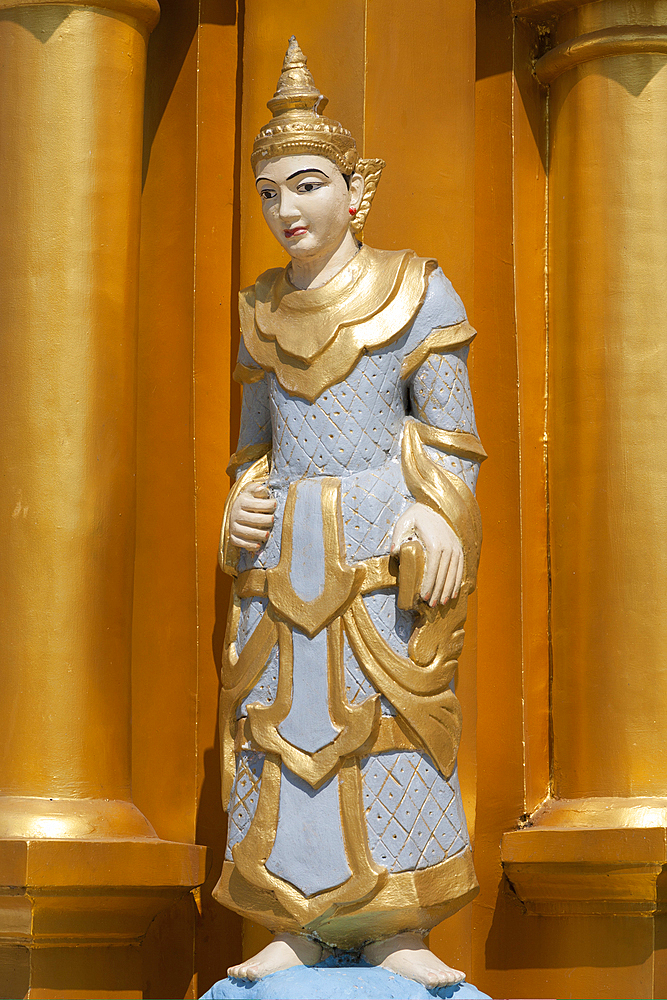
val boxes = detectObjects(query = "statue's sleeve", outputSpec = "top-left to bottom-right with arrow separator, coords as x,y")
228,337 -> 272,480
408,344 -> 482,495
219,338 -> 272,577
399,278 -> 486,588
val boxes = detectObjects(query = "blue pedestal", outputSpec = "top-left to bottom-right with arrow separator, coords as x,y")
200,954 -> 491,1000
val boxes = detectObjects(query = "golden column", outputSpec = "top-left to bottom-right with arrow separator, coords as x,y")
0,2 -> 205,995
503,0 -> 667,926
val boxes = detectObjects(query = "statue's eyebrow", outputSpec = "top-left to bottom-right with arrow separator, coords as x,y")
286,168 -> 329,180
256,168 -> 329,186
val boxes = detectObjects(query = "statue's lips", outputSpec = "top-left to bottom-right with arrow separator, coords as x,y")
284,226 -> 308,239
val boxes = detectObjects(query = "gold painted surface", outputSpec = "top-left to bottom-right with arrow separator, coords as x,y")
226,441 -> 271,479
220,607 -> 279,808
0,0 -> 160,30
396,541 -> 426,611
555,0 -> 667,37
343,596 -> 463,780
235,712 -> 422,756
219,847 -> 477,949
401,321 -> 477,379
349,158 -> 386,237
233,363 -> 265,385
536,24 -> 667,83
252,37 -> 359,176
251,247 -> 409,363
0,838 -> 206,947
238,2 -> 367,291
236,554 -> 400,600
413,426 -> 488,463
402,420 -> 483,575
240,250 -> 435,401
265,479 -> 366,637
0,797 -> 155,840
247,620 -> 380,787
470,4 -> 553,995
502,797 -> 667,916
191,11 -> 248,986
223,756 -> 386,931
502,797 -> 667,914
219,453 -> 271,576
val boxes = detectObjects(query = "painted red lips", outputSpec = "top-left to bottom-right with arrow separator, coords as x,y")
284,226 -> 308,239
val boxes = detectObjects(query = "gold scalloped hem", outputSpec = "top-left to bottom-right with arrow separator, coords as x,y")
213,848 -> 478,950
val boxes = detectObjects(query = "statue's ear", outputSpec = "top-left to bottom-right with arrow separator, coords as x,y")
350,158 -> 386,238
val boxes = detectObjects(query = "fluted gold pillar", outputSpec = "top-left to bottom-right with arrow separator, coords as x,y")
0,3 -> 205,994
503,0 -> 667,922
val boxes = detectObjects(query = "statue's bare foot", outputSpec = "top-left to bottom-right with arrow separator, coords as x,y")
227,932 -> 322,981
363,932 -> 465,988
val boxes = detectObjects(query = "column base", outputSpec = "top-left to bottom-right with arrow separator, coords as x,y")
0,836 -> 207,947
502,796 -> 667,915
0,796 -> 157,840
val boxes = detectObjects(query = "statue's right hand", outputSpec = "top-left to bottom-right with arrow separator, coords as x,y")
229,480 -> 276,552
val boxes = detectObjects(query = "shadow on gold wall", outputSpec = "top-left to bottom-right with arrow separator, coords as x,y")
134,0 -> 244,995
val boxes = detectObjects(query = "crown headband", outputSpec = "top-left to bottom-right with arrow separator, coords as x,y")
252,37 -> 385,235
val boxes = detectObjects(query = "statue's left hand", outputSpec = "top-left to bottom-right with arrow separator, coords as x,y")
391,503 -> 463,607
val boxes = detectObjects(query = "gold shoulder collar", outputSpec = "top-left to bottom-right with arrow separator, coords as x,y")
239,246 -> 436,402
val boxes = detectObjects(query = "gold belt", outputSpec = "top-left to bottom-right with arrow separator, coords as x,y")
235,545 -> 425,612
234,713 -> 420,756
235,554 -> 398,599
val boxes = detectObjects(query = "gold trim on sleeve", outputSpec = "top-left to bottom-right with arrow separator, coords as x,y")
416,425 -> 487,463
226,441 -> 271,479
401,321 -> 477,380
401,419 -> 482,579
233,362 -> 265,385
219,451 -> 271,578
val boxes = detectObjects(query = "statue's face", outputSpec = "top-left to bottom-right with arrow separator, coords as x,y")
254,154 -> 361,261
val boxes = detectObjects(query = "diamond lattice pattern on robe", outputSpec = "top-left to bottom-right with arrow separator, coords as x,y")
361,751 -> 467,872
411,350 -> 477,434
269,352 -> 405,480
225,751 -> 263,860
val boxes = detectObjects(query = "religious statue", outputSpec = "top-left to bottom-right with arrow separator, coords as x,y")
213,37 -> 486,992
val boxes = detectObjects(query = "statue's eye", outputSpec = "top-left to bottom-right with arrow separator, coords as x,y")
298,181 -> 319,193
260,189 -> 276,200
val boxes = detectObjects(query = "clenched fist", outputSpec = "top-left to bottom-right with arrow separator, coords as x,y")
229,479 -> 277,552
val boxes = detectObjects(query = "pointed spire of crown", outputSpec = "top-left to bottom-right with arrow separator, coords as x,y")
267,36 -> 329,116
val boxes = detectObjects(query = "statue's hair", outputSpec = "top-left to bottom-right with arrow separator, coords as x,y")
350,158 -> 386,237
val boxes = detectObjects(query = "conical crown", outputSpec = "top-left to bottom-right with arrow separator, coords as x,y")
251,37 -> 358,175
266,36 -> 328,116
